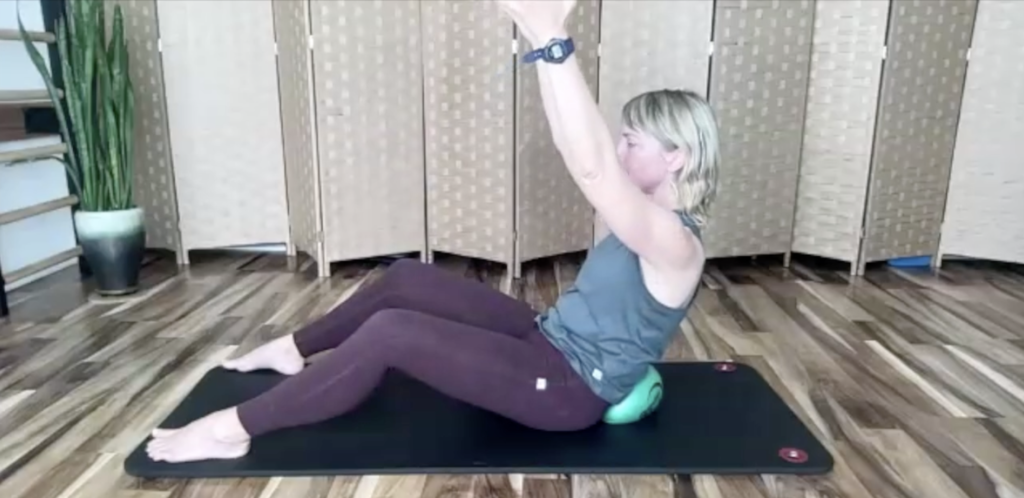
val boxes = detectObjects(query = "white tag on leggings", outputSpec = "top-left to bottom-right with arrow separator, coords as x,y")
536,378 -> 547,391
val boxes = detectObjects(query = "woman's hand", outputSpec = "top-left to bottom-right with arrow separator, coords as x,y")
495,0 -> 576,47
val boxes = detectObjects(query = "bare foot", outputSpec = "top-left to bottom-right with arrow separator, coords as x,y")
221,335 -> 305,375
147,407 -> 251,463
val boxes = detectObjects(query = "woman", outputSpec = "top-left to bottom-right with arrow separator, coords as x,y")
146,0 -> 720,464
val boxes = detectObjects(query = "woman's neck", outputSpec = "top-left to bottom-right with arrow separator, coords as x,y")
647,181 -> 678,211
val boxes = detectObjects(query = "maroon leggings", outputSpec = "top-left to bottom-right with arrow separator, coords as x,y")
235,259 -> 608,436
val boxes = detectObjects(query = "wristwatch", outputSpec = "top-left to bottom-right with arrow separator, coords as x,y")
522,37 -> 575,64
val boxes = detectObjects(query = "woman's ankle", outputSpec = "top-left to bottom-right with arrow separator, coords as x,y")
284,333 -> 308,359
216,407 -> 253,443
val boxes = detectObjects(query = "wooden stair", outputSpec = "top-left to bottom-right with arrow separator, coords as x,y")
0,21 -> 77,318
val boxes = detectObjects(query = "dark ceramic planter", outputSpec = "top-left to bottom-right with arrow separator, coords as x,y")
74,207 -> 146,296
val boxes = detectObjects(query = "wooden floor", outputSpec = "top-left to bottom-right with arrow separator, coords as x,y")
2,250 -> 1024,498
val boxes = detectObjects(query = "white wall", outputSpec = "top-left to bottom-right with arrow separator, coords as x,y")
0,137 -> 79,289
0,0 -> 78,291
0,0 -> 50,92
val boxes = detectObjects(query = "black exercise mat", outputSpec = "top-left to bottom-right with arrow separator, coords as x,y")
125,362 -> 832,477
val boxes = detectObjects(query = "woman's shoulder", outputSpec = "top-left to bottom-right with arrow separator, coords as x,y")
637,211 -> 705,309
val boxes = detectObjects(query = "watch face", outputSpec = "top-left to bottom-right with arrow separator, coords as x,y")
546,41 -> 569,62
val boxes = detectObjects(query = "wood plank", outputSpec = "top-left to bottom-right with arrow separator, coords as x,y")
571,475 -> 674,498
3,247 -> 83,283
420,475 -> 473,498
0,196 -> 78,226
368,475 -> 427,498
862,429 -> 972,498
0,142 -> 66,164
0,89 -> 58,107
0,28 -> 55,43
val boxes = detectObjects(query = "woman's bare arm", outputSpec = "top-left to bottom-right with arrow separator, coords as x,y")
528,30 -> 698,269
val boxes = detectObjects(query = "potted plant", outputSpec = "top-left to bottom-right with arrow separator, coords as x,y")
18,0 -> 144,296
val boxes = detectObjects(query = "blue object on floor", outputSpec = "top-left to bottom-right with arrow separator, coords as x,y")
888,255 -> 932,267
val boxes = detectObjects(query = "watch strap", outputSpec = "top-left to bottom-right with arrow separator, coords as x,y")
522,37 -> 575,64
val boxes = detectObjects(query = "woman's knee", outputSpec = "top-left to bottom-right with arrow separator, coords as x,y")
362,308 -> 416,328
377,258 -> 424,288
375,259 -> 450,308
355,309 -> 425,344
381,258 -> 428,283
349,309 -> 436,362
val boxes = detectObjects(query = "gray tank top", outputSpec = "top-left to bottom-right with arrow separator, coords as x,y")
536,211 -> 701,404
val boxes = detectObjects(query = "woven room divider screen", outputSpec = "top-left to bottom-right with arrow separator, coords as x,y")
860,0 -> 976,272
157,0 -> 291,264
791,0 -> 889,268
103,0 -> 1015,280
272,0 -> 322,274
792,0 -> 977,274
421,1 -> 515,270
311,1 -> 428,270
108,0 -> 432,277
940,0 -> 1024,266
117,0 -> 820,276
703,0 -> 815,259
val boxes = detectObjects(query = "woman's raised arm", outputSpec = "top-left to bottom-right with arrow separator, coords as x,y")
496,0 -> 699,270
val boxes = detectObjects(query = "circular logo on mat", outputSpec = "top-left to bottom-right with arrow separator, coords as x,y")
778,447 -> 808,464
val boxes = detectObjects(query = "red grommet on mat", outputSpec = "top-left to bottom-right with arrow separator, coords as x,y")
779,448 -> 808,464
714,362 -> 736,372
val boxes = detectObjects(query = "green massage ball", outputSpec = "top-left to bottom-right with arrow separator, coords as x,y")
602,365 -> 663,425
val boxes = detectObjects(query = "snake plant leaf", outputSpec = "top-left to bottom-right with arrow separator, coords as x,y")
16,0 -> 137,212
123,66 -> 135,209
14,1 -> 80,191
110,5 -> 133,209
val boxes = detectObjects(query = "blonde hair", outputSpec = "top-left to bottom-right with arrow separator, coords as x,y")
621,89 -> 721,228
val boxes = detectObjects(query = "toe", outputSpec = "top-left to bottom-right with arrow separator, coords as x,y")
225,360 -> 253,372
151,428 -> 176,438
153,444 -> 172,460
151,438 -> 170,452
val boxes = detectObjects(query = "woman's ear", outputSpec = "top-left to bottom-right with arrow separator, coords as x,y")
662,147 -> 688,174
